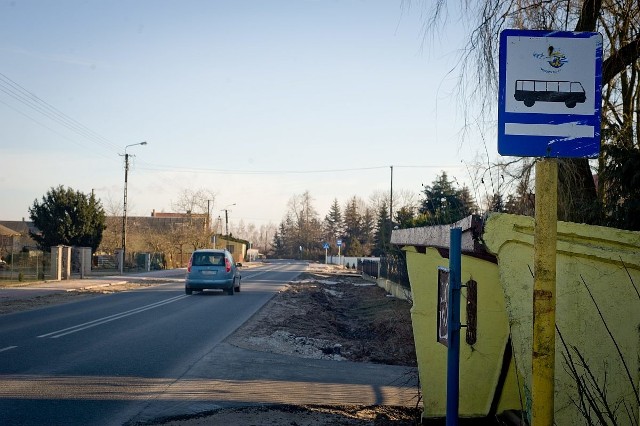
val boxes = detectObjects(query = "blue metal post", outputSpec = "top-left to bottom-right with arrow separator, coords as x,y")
447,227 -> 462,425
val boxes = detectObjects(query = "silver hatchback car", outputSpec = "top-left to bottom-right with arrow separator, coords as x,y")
185,249 -> 241,295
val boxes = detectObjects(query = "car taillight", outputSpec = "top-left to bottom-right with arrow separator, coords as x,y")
187,257 -> 193,272
225,257 -> 231,273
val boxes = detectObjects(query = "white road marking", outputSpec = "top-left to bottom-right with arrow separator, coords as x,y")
38,294 -> 188,339
0,346 -> 17,353
241,270 -> 274,280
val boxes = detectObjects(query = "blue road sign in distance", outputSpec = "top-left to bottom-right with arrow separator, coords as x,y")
336,239 -> 342,247
323,243 -> 330,250
498,30 -> 602,158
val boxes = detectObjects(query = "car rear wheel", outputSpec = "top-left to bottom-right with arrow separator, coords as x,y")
235,278 -> 241,292
227,282 -> 235,296
185,288 -> 192,295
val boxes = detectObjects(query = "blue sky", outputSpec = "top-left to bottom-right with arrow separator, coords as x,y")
0,1 -> 493,227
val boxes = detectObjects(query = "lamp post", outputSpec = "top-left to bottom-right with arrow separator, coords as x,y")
221,203 -> 236,237
121,141 -> 147,273
206,199 -> 215,248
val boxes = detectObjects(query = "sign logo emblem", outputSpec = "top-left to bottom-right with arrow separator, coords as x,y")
534,45 -> 568,74
546,46 -> 567,68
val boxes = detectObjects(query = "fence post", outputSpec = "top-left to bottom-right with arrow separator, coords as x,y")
51,246 -> 62,281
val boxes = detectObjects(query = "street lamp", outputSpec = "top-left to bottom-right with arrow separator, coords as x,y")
121,141 -> 147,273
221,203 -> 236,237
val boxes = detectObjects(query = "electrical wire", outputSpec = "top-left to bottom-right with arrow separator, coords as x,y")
0,72 -> 120,154
134,161 -> 463,175
0,72 -> 466,176
0,97 -> 117,162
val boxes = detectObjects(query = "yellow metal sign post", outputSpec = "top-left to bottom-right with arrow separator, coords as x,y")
499,30 -> 602,424
531,158 -> 558,425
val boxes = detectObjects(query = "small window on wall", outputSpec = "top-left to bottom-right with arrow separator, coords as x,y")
226,245 -> 234,254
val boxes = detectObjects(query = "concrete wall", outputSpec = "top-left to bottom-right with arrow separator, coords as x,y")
360,271 -> 412,302
374,276 -> 412,301
326,256 -> 364,267
484,213 -> 640,425
402,246 -> 522,418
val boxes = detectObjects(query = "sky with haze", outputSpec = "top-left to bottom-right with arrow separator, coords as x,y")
0,0 -> 494,228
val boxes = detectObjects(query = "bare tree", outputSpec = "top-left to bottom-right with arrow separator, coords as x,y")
369,188 -> 419,220
408,0 -> 640,225
95,192 -> 122,254
171,188 -> 216,216
286,191 -> 323,257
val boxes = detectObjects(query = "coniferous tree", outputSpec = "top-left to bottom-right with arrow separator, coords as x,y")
418,172 -> 477,225
272,219 -> 291,258
373,202 -> 391,256
29,185 -> 106,252
361,207 -> 375,254
458,186 -> 477,215
395,205 -> 415,229
487,193 -> 506,213
343,197 -> 365,256
323,198 -> 343,244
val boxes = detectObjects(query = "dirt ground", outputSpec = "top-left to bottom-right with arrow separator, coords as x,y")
153,404 -> 423,425
227,269 -> 417,366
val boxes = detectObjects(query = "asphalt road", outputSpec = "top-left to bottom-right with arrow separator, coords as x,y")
0,260 -> 306,426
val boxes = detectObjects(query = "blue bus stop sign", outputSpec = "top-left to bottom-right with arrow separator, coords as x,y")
498,30 -> 602,158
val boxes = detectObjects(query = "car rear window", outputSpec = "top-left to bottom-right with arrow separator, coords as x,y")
192,253 -> 225,266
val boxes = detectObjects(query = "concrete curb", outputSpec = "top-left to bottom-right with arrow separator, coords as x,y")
67,281 -> 128,292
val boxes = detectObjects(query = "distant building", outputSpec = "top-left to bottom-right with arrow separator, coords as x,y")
147,209 -> 208,229
213,235 -> 249,264
0,211 -> 236,268
0,220 -> 39,255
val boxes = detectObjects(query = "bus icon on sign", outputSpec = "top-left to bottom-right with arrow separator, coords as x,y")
514,79 -> 586,108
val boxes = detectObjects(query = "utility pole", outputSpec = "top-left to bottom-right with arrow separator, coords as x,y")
390,165 -> 394,241
122,152 -> 129,264
221,203 -> 236,238
121,141 -> 147,273
390,165 -> 393,222
207,200 -> 213,232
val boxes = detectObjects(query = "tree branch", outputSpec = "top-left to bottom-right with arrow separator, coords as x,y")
574,0 -> 601,32
603,37 -> 640,85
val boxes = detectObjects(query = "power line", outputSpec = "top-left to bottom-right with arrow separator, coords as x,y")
0,74 -> 466,177
134,162 -> 464,175
0,72 -> 120,154
0,97 -> 116,162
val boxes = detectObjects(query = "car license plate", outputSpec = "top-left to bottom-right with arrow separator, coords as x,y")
201,270 -> 217,275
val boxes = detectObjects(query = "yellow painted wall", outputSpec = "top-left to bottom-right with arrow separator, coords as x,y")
404,246 -> 523,418
215,237 -> 246,264
483,213 -> 640,425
